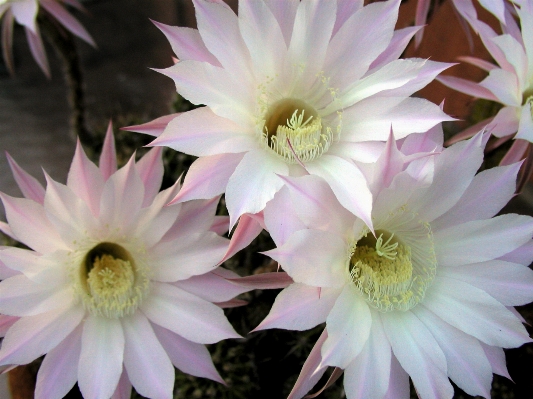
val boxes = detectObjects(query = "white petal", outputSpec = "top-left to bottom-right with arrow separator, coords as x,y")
413,306 -> 492,398
344,313 -> 391,399
264,229 -> 347,288
434,214 -> 533,267
255,283 -> 342,331
492,34 -> 528,90
423,277 -> 530,348
321,285 -> 372,369
163,198 -> 218,242
479,68 -> 521,106
480,342 -> 511,379
35,324 -> 82,399
141,282 -> 240,344
122,312 -> 174,399
438,260 -> 533,306
382,311 -> 453,399
515,103 -> 533,142
226,150 -> 288,228
383,354 -> 410,399
152,323 -> 224,383
78,316 -> 125,399
136,147 -> 164,206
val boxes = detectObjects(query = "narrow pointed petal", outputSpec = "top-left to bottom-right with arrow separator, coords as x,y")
436,75 -> 499,102
383,355 -> 410,399
439,260 -> 533,306
226,150 -> 288,229
423,277 -> 531,348
413,306 -> 492,398
5,153 -> 45,204
287,329 -> 328,399
498,240 -> 533,266
78,316 -> 124,399
141,282 -> 240,344
163,197 -> 218,242
321,286 -> 372,369
414,0 -> 430,47
135,147 -> 163,206
152,21 -> 220,65
264,229 -> 347,288
256,283 -> 341,331
306,155 -> 372,229
479,69 -> 521,107
0,304 -> 84,366
39,0 -> 95,46
382,311 -> 453,399
480,343 -> 511,379
434,214 -> 533,267
24,26 -> 50,78
457,56 -> 497,72
99,122 -> 117,180
152,323 -> 224,383
225,272 -> 293,290
432,162 -> 520,231
67,140 -> 105,216
487,106 -> 520,138
370,26 -> 421,71
220,213 -> 263,264
35,325 -> 82,399
1,10 -> 15,76
122,113 -> 179,138
110,369 -> 132,399
152,107 -> 256,156
122,312 -> 174,399
171,152 -> 244,203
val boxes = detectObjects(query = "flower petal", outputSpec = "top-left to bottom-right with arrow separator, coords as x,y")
5,152 -> 45,204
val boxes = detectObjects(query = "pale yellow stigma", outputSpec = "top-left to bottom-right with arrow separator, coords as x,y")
78,242 -> 149,318
349,227 -> 435,312
259,98 -> 333,164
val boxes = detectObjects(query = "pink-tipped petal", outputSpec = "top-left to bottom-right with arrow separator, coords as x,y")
39,0 -> 95,46
287,329 -> 329,399
171,152 -> 244,203
210,215 -> 229,235
480,342 -> 511,380
110,369 -> 132,399
219,213 -> 263,264
457,56 -> 497,72
99,121 -> 118,180
436,75 -> 499,102
225,272 -> 294,290
383,354 -> 409,399
121,114 -> 179,138
255,283 -> 341,332
35,324 -> 82,399
5,153 -> 45,204
152,323 -> 224,384
370,26 -> 421,71
414,0 -> 430,48
136,147 -> 164,206
24,26 -> 50,78
2,11 -> 15,77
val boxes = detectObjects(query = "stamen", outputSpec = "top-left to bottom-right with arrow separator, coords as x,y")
375,233 -> 398,259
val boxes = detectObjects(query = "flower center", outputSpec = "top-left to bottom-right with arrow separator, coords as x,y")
259,98 -> 333,164
349,225 -> 436,312
78,242 -> 149,318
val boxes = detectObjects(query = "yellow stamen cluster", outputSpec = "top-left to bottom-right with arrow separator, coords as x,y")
78,242 -> 149,318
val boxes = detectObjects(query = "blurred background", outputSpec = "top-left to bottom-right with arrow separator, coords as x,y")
1,0 -> 533,398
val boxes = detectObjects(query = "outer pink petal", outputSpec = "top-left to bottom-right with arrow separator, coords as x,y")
110,369 -> 132,399
306,155 -> 372,230
457,56 -> 497,72
498,240 -> 533,266
78,316 -> 124,399
224,272 -> 293,290
152,21 -> 220,65
99,122 -> 117,180
413,306 -> 492,398
321,285 -> 371,369
121,113 -> 180,138
263,186 -> 306,246
343,314 -> 391,399
487,106 -> 520,138
135,147 -> 164,206
219,212 -> 263,264
264,229 -> 347,288
382,354 -> 410,399
0,315 -> 18,337
24,26 -> 50,78
225,150 -> 288,229
263,0 -> 298,46
122,312 -> 174,399
5,152 -> 45,204
255,283 -> 342,332
40,0 -> 95,46
1,10 -> 15,76
439,260 -> 533,306
152,323 -> 224,383
432,162 -> 520,231
141,282 -> 240,344
382,310 -> 453,399
0,193 -> 66,253
436,75 -> 499,102
480,342 -> 511,379
287,329 -> 329,399
414,0 -> 430,47
0,304 -> 84,366
434,214 -> 533,267
370,26 -> 421,71
152,107 -> 257,156
162,197 -> 218,242
35,324 -> 82,399
423,277 -> 531,348
67,140 -> 104,216
171,152 -> 244,203
174,268 -> 251,303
